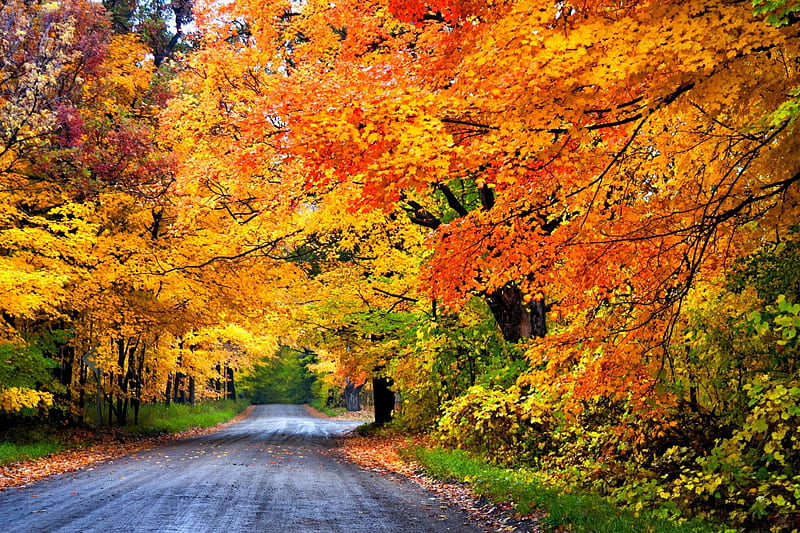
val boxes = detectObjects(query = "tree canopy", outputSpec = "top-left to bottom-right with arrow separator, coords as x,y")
2,0 -> 800,528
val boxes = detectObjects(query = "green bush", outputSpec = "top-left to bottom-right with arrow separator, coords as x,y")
410,447 -> 714,533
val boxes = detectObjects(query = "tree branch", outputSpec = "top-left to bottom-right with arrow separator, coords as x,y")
436,183 -> 469,216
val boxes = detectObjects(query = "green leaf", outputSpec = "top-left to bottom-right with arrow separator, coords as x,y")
750,417 -> 769,433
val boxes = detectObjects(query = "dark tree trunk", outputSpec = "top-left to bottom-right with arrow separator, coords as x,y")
114,339 -> 128,425
188,376 -> 196,406
107,392 -> 114,426
115,397 -> 128,426
165,374 -> 172,406
174,372 -> 185,403
373,376 -> 394,425
78,361 -> 87,424
132,345 -> 145,425
226,366 -> 236,401
485,283 -> 547,343
57,345 -> 74,404
344,378 -> 363,412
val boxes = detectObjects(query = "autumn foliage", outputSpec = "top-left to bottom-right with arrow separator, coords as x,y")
2,0 -> 800,529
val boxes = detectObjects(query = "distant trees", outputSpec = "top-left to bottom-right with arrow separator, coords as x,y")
242,347 -> 317,405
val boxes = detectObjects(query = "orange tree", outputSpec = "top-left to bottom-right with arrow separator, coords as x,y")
166,0 -> 800,525
175,0 -> 799,402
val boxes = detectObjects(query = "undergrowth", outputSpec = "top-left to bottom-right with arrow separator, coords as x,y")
410,447 -> 722,533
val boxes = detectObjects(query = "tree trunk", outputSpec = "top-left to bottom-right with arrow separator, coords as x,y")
189,376 -> 196,406
174,372 -> 185,403
78,360 -> 87,425
485,283 -> 547,343
344,378 -> 363,412
115,397 -> 128,426
165,374 -> 172,406
57,345 -> 73,409
132,344 -> 145,425
226,366 -> 236,401
373,376 -> 394,425
107,392 -> 114,426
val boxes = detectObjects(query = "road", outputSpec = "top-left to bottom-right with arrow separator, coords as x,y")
1,405 -> 483,532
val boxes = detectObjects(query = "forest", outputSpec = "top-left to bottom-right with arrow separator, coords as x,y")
1,0 -> 799,530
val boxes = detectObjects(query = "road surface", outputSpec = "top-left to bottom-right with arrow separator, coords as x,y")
1,404 -> 483,532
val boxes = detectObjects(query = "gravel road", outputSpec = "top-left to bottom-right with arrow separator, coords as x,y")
1,404 -> 483,532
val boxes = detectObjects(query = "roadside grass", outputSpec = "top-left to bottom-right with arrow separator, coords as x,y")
1,399 -> 248,465
122,399 -> 249,435
353,422 -> 384,436
409,447 -> 718,533
0,439 -> 63,466
308,398 -> 345,417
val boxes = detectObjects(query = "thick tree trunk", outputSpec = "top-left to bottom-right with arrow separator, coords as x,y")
485,283 -> 547,343
115,397 -> 127,426
344,378 -> 363,412
373,376 -> 394,425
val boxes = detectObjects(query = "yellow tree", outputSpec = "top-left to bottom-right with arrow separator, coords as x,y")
0,0 -> 111,414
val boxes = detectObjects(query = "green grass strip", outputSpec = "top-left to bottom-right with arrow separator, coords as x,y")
410,447 -> 719,533
0,440 -> 63,466
1,399 -> 249,465
126,399 -> 249,435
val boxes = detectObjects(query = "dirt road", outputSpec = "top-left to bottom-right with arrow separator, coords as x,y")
1,405 -> 483,532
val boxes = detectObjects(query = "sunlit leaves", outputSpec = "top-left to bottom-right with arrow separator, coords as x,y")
752,0 -> 800,26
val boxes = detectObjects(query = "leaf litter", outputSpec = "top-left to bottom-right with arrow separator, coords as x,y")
0,406 -> 254,490
336,430 -> 543,533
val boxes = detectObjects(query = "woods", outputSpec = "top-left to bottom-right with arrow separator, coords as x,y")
1,0 -> 799,530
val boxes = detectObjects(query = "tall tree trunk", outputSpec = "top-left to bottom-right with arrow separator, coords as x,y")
115,339 -> 128,425
78,360 -> 87,425
57,345 -> 74,413
485,283 -> 547,343
226,366 -> 236,401
189,376 -> 196,406
344,378 -> 363,412
373,376 -> 394,425
107,392 -> 114,427
132,344 -> 145,425
165,373 -> 172,406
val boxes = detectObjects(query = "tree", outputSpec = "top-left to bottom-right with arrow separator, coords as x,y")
103,0 -> 195,66
180,0 -> 799,405
0,0 -> 285,427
